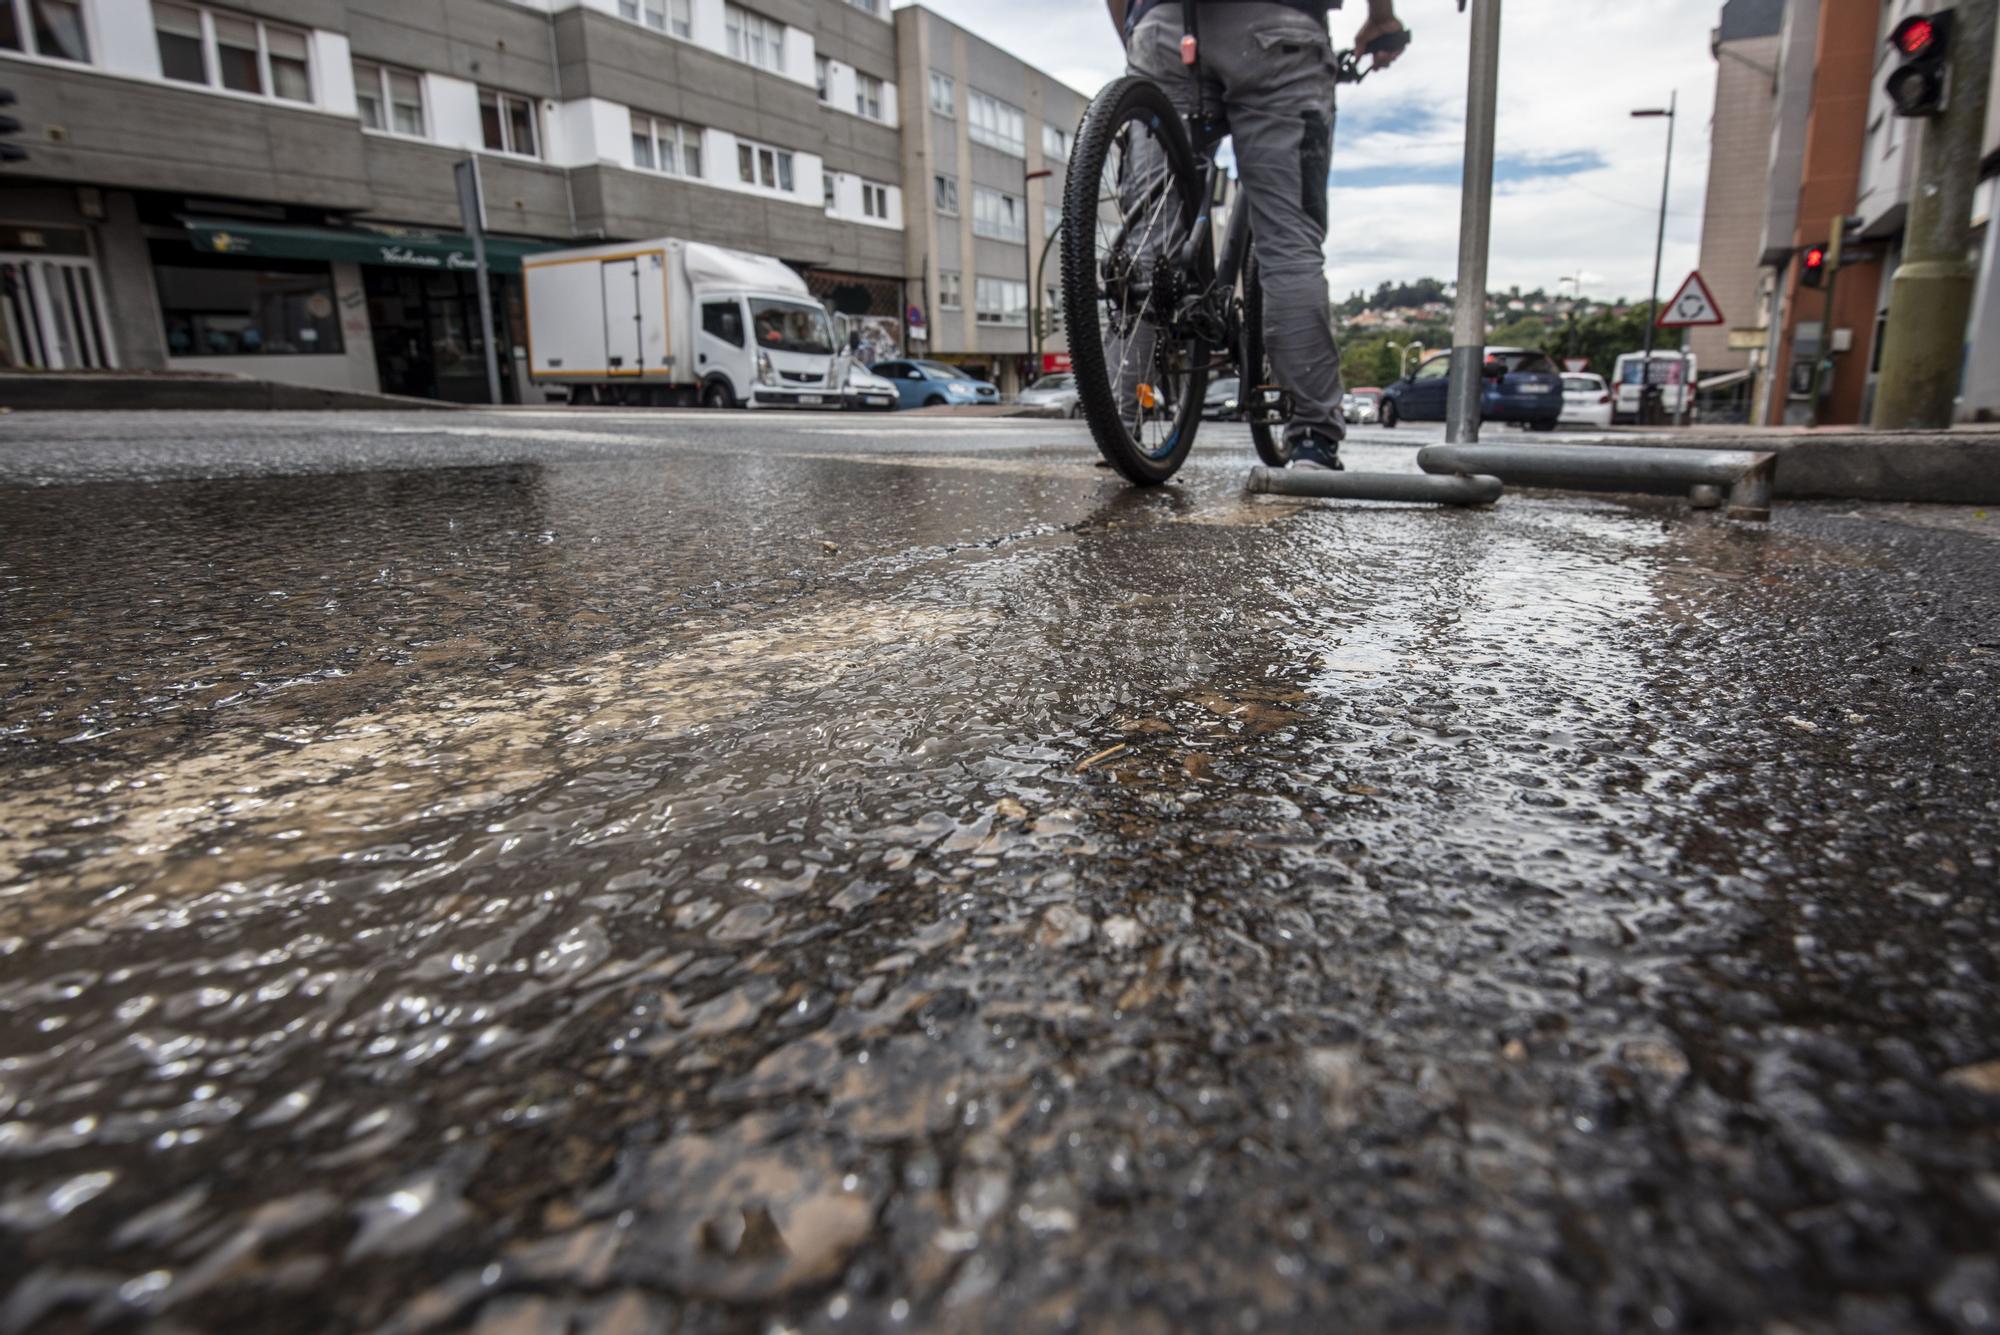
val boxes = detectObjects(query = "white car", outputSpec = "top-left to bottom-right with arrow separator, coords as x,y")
843,365 -> 900,411
1017,372 -> 1079,417
1559,372 -> 1614,429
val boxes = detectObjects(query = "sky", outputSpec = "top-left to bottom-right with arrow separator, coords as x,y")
894,0 -> 1724,306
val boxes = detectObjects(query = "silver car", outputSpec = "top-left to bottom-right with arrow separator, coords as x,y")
1017,372 -> 1079,417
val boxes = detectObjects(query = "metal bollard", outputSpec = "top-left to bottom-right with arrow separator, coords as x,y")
1416,443 -> 1777,521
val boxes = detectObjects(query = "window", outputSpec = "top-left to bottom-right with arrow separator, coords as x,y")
702,300 -> 744,347
1042,123 -> 1071,162
938,271 -> 962,309
968,90 -> 1024,154
735,140 -> 794,192
928,70 -> 954,116
861,182 -> 888,220
724,5 -> 783,73
972,186 -> 1024,243
1044,203 -> 1061,237
1,0 -> 90,61
354,61 -> 426,137
854,73 -> 883,120
480,89 -> 539,157
153,4 -> 311,102
823,171 -> 837,209
151,241 -> 343,357
618,0 -> 691,38
1413,355 -> 1449,382
631,113 -> 702,177
844,0 -> 878,12
815,55 -> 830,102
933,173 -> 958,215
975,276 -> 1027,325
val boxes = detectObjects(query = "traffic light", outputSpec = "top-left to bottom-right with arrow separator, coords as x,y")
0,90 -> 25,165
1885,12 -> 1952,117
1800,245 -> 1826,289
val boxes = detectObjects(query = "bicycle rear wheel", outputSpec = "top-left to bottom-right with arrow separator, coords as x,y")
1062,76 -> 1209,486
1240,252 -> 1293,467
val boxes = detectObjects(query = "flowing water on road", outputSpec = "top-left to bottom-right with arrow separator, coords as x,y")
1,417 -> 1996,1333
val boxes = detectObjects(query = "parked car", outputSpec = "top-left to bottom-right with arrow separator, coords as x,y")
1559,372 -> 1614,428
1378,348 -> 1562,430
1347,387 -> 1381,424
1018,372 -> 1080,417
869,360 -> 1002,409
1202,376 -> 1241,420
843,364 -> 901,411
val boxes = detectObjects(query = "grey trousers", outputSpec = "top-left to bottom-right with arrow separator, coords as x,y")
1120,3 -> 1346,443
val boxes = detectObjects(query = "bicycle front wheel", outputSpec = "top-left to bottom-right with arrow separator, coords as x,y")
1061,76 -> 1209,486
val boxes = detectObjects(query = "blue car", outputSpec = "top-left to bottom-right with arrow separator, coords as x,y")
868,359 -> 1002,409
1379,347 -> 1563,430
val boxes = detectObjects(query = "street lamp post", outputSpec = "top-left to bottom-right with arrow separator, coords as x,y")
1024,167 -> 1054,389
1631,94 -> 1676,425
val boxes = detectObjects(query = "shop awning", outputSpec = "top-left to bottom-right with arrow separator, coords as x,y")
182,218 -> 557,275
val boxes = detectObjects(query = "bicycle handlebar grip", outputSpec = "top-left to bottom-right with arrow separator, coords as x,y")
1365,29 -> 1412,56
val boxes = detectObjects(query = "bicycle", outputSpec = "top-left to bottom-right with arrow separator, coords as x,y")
1060,23 -> 1411,485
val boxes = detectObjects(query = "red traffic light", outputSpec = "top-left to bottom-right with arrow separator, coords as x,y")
1803,246 -> 1825,269
1894,15 -> 1935,55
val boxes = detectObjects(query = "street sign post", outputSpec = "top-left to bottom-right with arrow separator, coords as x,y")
454,158 -> 503,405
1656,270 -> 1725,328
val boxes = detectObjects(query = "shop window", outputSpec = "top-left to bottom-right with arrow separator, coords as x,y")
151,242 -> 344,357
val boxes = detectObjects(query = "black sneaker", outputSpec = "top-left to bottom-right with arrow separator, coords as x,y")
1289,430 -> 1344,470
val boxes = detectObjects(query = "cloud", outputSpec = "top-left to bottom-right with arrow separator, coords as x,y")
894,0 -> 1722,301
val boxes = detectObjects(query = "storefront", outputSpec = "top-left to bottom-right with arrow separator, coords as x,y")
806,269 -> 905,367
175,219 -> 555,402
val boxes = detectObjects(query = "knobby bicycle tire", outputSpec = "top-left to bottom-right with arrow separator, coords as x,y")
1061,76 -> 1209,486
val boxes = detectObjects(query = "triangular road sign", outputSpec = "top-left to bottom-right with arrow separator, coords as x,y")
1657,270 -> 1725,327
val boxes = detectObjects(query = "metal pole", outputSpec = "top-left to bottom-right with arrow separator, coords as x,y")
1024,167 -> 1054,393
1445,0 -> 1501,444
455,158 -> 504,406
1637,92 -> 1675,426
1871,0 -> 1995,429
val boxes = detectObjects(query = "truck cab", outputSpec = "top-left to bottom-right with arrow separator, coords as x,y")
697,290 -> 839,409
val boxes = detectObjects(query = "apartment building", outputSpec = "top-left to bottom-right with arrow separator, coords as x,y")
1688,0 -> 1782,406
893,4 -> 1086,397
0,0 -> 908,400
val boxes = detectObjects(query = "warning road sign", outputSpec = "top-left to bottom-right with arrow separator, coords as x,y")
1657,271 -> 1724,328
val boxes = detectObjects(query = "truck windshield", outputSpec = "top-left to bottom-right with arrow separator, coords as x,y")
750,300 -> 833,355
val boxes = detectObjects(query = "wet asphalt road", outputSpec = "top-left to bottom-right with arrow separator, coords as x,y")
2,410 -> 1998,1335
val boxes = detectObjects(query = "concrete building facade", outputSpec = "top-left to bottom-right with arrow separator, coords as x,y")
0,0 -> 910,400
893,4 -> 1085,397
1689,0 -> 1784,393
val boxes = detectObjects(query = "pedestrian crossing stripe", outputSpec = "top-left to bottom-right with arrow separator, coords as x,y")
1656,271 -> 1725,328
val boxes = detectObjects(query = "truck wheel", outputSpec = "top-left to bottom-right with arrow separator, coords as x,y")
703,380 -> 737,410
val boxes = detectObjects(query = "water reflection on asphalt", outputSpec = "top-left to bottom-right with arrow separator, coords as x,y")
1,417 -> 1997,1333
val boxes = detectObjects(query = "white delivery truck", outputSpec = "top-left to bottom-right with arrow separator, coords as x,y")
1611,349 -> 1698,423
524,238 -> 843,408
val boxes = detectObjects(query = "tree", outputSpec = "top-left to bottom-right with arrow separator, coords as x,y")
1544,305 -> 1683,377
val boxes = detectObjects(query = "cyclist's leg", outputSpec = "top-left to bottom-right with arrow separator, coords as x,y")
1106,12 -> 1217,426
1204,5 -> 1345,445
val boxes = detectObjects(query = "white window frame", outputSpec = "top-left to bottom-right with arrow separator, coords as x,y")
854,72 -> 883,121
630,111 -> 702,178
815,54 -> 830,102
972,185 -> 1024,243
151,2 -> 315,106
968,90 -> 1024,155
938,270 -> 962,310
1042,123 -> 1071,162
1,0 -> 93,63
617,0 -> 692,38
927,70 -> 954,117
933,172 -> 958,216
975,276 -> 1027,326
844,0 -> 878,13
480,88 -> 540,159
823,170 -> 836,210
734,137 -> 795,194
353,59 -> 427,138
723,4 -> 784,73
860,181 -> 889,220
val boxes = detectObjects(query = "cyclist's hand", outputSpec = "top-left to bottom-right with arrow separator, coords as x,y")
1354,12 -> 1406,69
